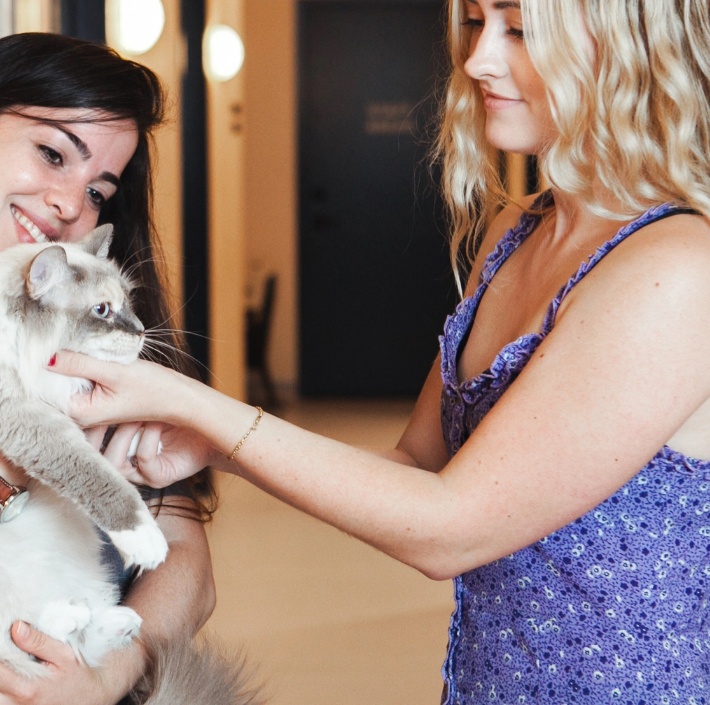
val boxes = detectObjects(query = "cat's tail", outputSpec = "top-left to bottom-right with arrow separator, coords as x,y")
127,633 -> 265,705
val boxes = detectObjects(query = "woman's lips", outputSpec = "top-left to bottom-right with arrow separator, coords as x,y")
10,206 -> 52,243
482,92 -> 523,110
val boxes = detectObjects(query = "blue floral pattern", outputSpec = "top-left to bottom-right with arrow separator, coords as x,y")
439,193 -> 710,704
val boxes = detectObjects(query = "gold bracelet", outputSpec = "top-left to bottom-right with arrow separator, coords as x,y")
228,406 -> 264,461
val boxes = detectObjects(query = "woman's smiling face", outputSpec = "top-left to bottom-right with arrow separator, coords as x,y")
462,0 -> 555,155
0,107 -> 138,252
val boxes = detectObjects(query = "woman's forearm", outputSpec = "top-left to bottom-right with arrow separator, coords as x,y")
181,384 -> 458,579
124,510 -> 215,640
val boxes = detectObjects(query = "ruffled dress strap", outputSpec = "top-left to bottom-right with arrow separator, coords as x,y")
439,191 -> 552,386
478,190 -> 553,289
440,196 -> 696,456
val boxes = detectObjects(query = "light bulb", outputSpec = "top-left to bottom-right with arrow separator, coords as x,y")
105,0 -> 165,56
203,24 -> 245,82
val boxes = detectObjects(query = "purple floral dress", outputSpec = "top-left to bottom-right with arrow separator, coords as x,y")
439,192 -> 710,704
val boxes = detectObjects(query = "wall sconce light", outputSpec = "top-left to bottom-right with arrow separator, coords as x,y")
105,0 -> 165,56
203,24 -> 245,82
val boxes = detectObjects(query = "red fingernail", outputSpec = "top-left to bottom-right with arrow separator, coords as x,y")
48,354 -> 56,367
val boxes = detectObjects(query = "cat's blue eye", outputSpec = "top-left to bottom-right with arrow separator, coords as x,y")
93,302 -> 112,319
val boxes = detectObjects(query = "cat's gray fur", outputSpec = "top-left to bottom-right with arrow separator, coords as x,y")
0,226 -> 259,704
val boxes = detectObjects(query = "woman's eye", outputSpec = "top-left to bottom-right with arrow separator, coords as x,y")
38,144 -> 63,166
462,18 -> 484,32
93,302 -> 112,319
87,187 -> 107,209
508,27 -> 525,41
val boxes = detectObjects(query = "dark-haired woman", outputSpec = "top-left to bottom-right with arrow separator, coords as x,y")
0,33 -> 216,705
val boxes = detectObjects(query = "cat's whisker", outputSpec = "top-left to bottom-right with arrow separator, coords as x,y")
141,336 -> 213,376
147,328 -> 214,344
146,289 -> 203,331
118,252 -> 181,291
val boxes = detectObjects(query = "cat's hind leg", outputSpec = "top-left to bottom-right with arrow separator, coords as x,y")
36,600 -> 142,667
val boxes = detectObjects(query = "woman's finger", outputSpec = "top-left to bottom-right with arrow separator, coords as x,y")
47,350 -> 111,381
10,622 -> 74,668
83,425 -> 109,452
101,422 -> 143,468
132,423 -> 164,463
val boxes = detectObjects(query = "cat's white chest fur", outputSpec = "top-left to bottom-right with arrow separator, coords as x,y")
0,483 -> 142,677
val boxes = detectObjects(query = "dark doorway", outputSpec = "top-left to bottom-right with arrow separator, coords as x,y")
298,0 -> 455,397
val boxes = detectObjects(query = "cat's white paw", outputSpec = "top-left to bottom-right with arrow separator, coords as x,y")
108,518 -> 168,570
37,599 -> 91,642
78,607 -> 142,667
91,607 -> 142,649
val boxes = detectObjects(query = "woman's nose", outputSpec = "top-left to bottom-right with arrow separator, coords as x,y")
463,29 -> 506,81
45,184 -> 84,223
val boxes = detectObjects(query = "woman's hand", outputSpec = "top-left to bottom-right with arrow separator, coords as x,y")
103,422 -> 216,488
50,352 -> 187,428
0,622 -> 140,705
52,352 -> 220,488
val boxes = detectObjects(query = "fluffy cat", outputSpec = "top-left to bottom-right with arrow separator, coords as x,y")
0,226 -> 258,704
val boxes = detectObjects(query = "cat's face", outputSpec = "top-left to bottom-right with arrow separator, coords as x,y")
25,225 -> 144,365
61,267 -> 144,364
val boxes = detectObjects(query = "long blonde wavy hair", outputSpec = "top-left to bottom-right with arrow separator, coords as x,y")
436,0 -> 710,291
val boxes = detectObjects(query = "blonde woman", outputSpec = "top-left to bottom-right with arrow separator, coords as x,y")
52,0 -> 710,702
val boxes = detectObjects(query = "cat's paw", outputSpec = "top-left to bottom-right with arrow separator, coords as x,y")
108,518 -> 168,571
37,599 -> 92,642
96,606 -> 142,645
91,607 -> 141,650
78,607 -> 142,667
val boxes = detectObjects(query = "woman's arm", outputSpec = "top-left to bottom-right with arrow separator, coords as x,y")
124,506 -> 215,643
52,216 -> 710,581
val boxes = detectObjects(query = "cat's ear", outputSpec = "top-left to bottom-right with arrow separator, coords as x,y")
82,224 -> 114,260
27,245 -> 73,300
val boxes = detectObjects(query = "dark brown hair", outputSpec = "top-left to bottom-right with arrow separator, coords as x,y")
0,32 -> 216,520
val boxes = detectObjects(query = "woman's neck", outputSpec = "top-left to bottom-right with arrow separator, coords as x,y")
547,187 -> 629,246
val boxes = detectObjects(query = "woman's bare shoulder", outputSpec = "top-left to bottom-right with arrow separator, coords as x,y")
560,210 -> 710,349
595,210 -> 710,285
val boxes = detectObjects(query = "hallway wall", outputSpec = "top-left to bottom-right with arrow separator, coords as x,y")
244,0 -> 299,393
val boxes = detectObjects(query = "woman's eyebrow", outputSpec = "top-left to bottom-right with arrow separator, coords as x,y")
42,121 -> 92,160
41,121 -> 121,187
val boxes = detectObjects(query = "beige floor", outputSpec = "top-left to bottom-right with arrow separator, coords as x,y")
204,398 -> 454,705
